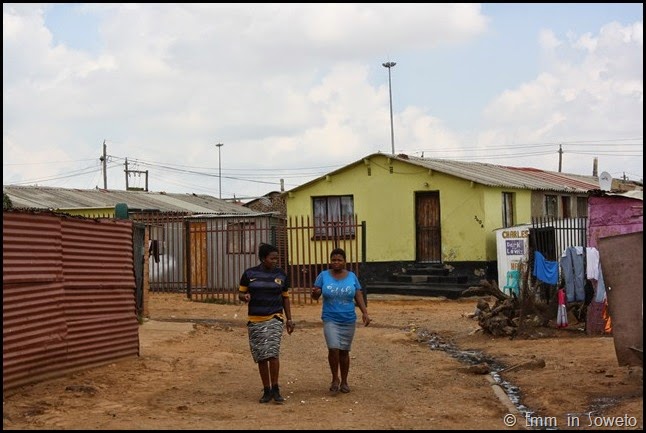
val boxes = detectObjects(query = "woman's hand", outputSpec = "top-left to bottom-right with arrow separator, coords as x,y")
362,313 -> 372,327
311,287 -> 322,300
286,319 -> 295,335
239,293 -> 250,303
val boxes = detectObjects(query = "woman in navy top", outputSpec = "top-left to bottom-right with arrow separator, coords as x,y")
239,243 -> 294,403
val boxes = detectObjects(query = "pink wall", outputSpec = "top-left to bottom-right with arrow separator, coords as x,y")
587,195 -> 643,248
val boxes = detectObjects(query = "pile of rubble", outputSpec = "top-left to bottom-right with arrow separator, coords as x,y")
463,279 -> 548,337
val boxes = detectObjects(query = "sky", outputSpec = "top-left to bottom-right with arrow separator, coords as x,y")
3,3 -> 643,201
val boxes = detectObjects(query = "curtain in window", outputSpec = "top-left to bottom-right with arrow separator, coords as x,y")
313,196 -> 354,237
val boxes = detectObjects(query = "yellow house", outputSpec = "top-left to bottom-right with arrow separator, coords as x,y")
55,206 -> 117,218
284,152 -> 598,286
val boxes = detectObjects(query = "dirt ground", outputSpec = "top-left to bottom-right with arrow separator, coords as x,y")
2,292 -> 643,430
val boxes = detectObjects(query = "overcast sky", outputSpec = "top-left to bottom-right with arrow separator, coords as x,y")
3,3 -> 643,200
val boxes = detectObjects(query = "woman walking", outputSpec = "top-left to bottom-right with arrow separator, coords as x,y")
311,248 -> 370,394
239,243 -> 295,403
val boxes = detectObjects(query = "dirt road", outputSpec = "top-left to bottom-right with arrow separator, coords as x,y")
2,293 -> 642,430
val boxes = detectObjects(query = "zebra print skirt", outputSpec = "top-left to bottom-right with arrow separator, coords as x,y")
247,317 -> 284,363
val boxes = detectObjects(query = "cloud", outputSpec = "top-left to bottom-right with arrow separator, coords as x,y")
3,4 -> 642,198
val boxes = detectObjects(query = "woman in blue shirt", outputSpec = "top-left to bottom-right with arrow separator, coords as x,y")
311,248 -> 371,394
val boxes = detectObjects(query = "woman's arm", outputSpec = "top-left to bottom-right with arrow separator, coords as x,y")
282,296 -> 295,334
354,289 -> 371,326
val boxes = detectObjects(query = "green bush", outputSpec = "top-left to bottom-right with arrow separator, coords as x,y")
3,193 -> 13,210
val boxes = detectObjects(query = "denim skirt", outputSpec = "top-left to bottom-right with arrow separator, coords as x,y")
323,320 -> 356,351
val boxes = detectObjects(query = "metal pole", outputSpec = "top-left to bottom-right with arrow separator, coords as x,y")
102,139 -> 107,189
382,62 -> 396,155
216,143 -> 224,198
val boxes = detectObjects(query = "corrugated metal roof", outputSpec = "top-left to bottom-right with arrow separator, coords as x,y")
399,155 -> 599,192
3,185 -> 256,214
285,152 -> 600,194
607,190 -> 643,200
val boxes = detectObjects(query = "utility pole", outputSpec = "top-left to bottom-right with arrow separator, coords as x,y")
99,140 -> 107,189
124,158 -> 149,191
558,144 -> 563,172
215,143 -> 224,199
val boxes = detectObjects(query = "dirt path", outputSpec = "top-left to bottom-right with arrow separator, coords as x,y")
2,293 -> 642,430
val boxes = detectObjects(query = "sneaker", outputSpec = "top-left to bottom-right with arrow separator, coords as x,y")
272,385 -> 285,403
259,387 -> 272,403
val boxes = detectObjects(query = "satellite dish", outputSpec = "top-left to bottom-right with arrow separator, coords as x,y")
599,171 -> 612,191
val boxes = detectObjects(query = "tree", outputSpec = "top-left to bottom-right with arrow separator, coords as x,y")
3,192 -> 13,210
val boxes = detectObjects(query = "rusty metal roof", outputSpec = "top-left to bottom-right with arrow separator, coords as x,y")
3,185 -> 255,214
398,154 -> 599,192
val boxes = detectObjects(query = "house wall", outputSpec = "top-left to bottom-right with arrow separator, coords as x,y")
587,195 -> 643,248
286,154 -> 530,264
244,193 -> 286,216
530,191 -> 589,219
513,190 -> 534,224
57,207 -> 116,218
483,188 -> 533,260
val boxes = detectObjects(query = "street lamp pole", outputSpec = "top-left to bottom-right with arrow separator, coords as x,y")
382,61 -> 396,155
215,143 -> 224,199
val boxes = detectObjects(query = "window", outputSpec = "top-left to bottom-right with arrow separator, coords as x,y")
561,196 -> 571,218
313,196 -> 355,238
227,221 -> 256,253
545,195 -> 558,218
502,192 -> 514,228
577,197 -> 587,217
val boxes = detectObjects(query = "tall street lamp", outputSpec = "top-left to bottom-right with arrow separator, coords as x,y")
382,61 -> 396,155
215,142 -> 224,199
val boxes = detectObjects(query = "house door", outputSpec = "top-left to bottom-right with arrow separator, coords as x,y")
189,222 -> 208,288
415,191 -> 441,263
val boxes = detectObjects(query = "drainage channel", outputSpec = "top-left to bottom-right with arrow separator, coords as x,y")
417,328 -> 558,430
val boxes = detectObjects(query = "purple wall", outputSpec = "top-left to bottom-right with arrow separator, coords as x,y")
587,195 -> 643,248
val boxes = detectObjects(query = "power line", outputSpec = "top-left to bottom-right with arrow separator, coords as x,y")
5,139 -> 642,192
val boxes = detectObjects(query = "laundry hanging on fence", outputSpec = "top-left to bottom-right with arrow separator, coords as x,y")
556,287 -> 568,328
533,251 -> 558,285
586,246 -> 607,303
560,246 -> 585,302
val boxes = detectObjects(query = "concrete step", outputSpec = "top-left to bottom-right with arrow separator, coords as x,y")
365,282 -> 470,299
390,274 -> 468,284
403,265 -> 450,276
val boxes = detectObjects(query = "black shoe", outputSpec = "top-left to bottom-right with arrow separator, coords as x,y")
259,387 -> 272,403
272,385 -> 285,403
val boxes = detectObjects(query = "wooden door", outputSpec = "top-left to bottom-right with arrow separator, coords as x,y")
189,222 -> 208,288
415,192 -> 441,263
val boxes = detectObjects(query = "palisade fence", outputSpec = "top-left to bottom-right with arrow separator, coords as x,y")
132,212 -> 365,305
530,216 -> 588,262
528,216 -> 588,302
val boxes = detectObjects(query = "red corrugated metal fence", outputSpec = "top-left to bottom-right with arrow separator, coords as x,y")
3,210 -> 138,391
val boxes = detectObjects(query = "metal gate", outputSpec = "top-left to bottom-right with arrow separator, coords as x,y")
134,212 -> 365,305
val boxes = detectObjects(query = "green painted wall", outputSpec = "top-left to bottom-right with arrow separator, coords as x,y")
57,207 -> 116,218
286,154 -> 534,264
